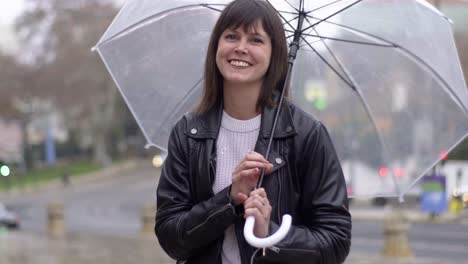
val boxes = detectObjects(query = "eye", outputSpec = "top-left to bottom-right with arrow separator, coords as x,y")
252,38 -> 264,44
225,34 -> 238,40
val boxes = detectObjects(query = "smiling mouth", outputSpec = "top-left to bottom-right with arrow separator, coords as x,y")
229,60 -> 251,67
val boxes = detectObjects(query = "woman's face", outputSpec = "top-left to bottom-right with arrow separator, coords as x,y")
215,21 -> 272,88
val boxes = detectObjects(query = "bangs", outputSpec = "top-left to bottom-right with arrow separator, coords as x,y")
219,0 -> 275,37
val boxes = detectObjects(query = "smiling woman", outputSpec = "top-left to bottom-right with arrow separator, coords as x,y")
155,0 -> 351,263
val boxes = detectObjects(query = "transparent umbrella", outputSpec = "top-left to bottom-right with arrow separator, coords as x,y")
94,0 -> 468,247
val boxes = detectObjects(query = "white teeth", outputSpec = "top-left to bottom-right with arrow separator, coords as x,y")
230,60 -> 249,67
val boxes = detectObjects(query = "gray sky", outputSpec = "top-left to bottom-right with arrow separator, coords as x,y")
0,0 -> 25,25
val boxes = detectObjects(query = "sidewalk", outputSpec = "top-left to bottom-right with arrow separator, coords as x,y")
350,205 -> 468,224
0,231 -> 448,264
346,254 -> 451,264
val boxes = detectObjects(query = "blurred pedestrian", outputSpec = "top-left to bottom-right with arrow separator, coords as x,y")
155,0 -> 351,263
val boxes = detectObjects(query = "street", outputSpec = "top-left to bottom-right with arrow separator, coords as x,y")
352,220 -> 468,263
1,163 -> 467,263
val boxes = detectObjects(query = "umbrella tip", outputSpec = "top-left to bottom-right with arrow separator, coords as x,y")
91,46 -> 97,52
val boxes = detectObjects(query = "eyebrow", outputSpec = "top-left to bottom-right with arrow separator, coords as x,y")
228,28 -> 268,38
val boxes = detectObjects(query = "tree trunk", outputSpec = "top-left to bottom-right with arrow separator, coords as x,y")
91,81 -> 118,167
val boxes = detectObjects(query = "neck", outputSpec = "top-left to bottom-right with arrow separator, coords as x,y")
223,81 -> 261,120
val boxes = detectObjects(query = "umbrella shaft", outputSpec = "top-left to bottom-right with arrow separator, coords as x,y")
288,11 -> 306,63
256,12 -> 306,189
256,60 -> 294,189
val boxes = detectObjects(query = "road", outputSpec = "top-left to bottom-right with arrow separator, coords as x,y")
2,167 -> 158,237
352,219 -> 468,263
2,164 -> 468,263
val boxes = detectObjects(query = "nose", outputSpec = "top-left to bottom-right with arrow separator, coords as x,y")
234,39 -> 248,54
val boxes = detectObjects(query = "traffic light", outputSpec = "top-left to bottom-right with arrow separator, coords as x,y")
379,167 -> 388,177
305,80 -> 327,111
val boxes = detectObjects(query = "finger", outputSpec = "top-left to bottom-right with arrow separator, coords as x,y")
249,188 -> 268,198
245,151 -> 270,164
245,194 -> 270,213
238,168 -> 261,178
252,194 -> 272,218
264,163 -> 274,174
244,207 -> 264,219
236,192 -> 248,204
232,168 -> 259,183
239,161 -> 272,171
244,196 -> 263,209
234,158 -> 266,174
233,161 -> 272,174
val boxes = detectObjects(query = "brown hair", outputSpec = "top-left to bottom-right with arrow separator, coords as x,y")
194,0 -> 288,114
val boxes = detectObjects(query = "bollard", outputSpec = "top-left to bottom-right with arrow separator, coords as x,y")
141,205 -> 156,236
47,202 -> 65,237
382,210 -> 413,258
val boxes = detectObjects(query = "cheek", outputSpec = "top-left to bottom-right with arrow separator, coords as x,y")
262,50 -> 272,70
215,50 -> 223,70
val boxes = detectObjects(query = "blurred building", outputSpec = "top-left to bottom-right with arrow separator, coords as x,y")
0,119 -> 22,163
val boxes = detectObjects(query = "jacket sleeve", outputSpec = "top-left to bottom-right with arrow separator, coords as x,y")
256,121 -> 352,263
155,118 -> 241,261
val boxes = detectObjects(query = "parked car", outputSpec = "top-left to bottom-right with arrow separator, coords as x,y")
0,202 -> 19,229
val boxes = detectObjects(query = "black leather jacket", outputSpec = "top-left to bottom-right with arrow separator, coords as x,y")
155,100 -> 352,264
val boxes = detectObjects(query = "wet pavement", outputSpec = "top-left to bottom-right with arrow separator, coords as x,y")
0,230 -> 173,264
1,162 -> 465,264
0,229 -> 455,264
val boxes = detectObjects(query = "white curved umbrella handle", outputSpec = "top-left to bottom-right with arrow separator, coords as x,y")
243,214 -> 292,248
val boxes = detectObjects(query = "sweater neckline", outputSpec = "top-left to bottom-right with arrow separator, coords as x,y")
221,111 -> 261,133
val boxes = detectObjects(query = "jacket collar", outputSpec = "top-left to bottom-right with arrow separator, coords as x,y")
185,99 -> 297,140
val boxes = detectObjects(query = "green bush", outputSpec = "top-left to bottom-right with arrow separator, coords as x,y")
0,161 -> 100,191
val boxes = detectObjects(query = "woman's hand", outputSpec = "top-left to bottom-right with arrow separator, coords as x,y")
230,151 -> 273,205
244,188 -> 272,238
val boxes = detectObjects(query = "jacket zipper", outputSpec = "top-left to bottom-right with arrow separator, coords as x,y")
187,204 -> 232,235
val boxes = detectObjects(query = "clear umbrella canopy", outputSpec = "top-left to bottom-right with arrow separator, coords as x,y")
94,0 -> 468,198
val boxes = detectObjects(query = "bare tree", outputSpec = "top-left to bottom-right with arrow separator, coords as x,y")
15,0 -> 119,166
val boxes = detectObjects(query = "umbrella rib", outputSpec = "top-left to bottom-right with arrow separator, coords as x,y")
200,4 -> 224,12
307,0 -> 348,14
277,10 -> 300,15
303,16 -> 354,84
266,0 -> 297,33
301,0 -> 362,33
281,0 -> 300,13
314,19 -> 468,114
299,39 -> 322,47
304,26 -> 403,195
283,15 -> 300,27
300,35 -> 353,87
301,32 -> 394,48
96,4 -> 225,47
311,19 -> 391,44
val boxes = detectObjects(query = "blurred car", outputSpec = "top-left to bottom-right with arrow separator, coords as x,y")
0,202 -> 19,229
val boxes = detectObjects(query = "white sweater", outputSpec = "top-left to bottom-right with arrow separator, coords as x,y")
213,111 -> 261,264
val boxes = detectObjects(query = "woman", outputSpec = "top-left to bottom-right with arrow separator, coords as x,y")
155,0 -> 351,263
